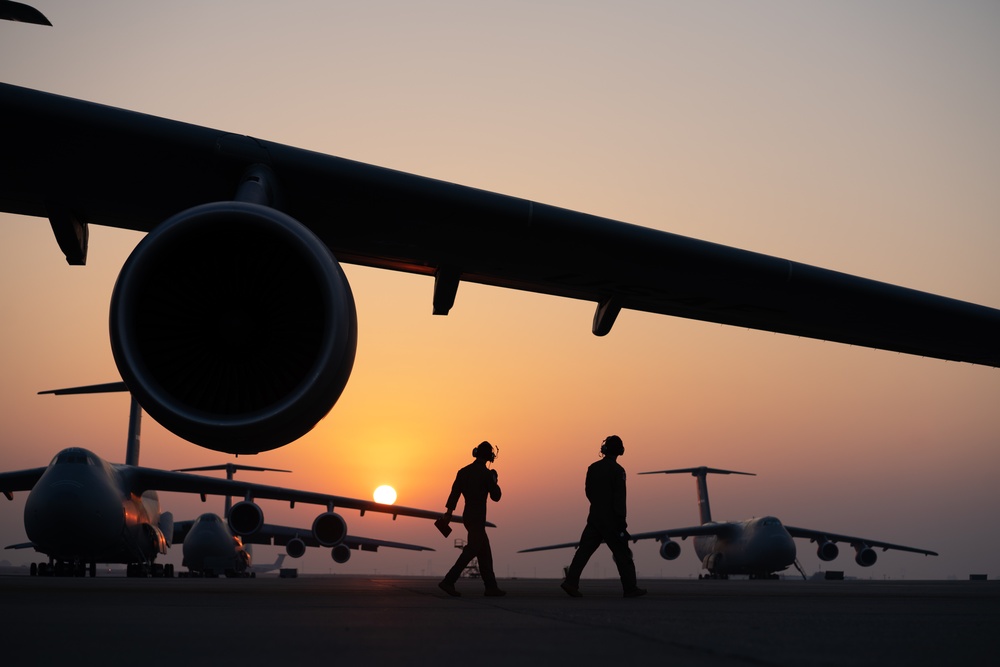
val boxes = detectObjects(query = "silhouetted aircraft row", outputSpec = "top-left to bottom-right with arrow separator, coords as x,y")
520,467 -> 937,579
1,385 -> 450,577
0,9 -> 989,578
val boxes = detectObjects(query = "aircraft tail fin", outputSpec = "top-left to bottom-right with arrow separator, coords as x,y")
38,382 -> 141,465
638,466 -> 755,525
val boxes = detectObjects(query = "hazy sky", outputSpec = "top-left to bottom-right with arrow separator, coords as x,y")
1,2 -> 998,580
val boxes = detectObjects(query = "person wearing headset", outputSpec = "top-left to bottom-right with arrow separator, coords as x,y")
560,435 -> 647,598
438,441 -> 505,597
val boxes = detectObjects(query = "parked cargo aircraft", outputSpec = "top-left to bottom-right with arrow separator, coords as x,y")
520,466 -> 937,579
2,78 -> 999,457
250,553 -> 285,575
0,384 -> 472,576
172,463 -> 433,576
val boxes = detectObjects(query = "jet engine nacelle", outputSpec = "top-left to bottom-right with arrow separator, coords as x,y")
816,540 -> 839,562
312,511 -> 348,547
331,544 -> 351,564
659,539 -> 681,561
285,537 -> 306,559
854,545 -> 877,567
109,200 -> 358,455
228,501 -> 264,537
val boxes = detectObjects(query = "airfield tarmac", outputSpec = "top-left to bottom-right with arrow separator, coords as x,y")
0,575 -> 995,666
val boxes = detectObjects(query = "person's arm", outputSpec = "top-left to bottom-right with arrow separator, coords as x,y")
444,471 -> 462,513
489,468 -> 501,502
613,466 -> 628,531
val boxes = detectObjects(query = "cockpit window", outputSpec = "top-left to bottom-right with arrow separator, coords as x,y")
52,449 -> 99,465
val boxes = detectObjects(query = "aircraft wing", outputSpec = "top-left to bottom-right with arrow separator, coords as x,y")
3,83 -> 1000,367
784,525 -> 938,556
0,1 -> 51,25
122,466 -> 490,526
0,467 -> 47,499
519,523 -> 729,553
244,523 -> 434,552
626,524 -> 738,542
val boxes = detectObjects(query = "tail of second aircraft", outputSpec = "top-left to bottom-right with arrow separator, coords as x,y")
38,382 -> 140,465
638,466 -> 755,524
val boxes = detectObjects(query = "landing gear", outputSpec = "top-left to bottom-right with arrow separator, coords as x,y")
125,562 -> 173,577
29,559 -> 99,577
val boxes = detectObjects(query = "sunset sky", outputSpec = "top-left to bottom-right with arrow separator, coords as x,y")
1,2 -> 998,580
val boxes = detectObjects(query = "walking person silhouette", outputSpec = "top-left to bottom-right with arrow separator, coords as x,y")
561,435 -> 647,598
438,441 -> 505,597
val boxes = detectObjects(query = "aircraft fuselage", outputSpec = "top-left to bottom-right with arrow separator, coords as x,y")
23,448 -> 168,565
181,512 -> 251,575
694,516 -> 796,577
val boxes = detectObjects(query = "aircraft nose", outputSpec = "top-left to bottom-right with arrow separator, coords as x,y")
765,534 -> 796,565
24,480 -> 124,551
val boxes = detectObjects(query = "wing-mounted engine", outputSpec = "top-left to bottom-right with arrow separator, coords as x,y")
331,544 -> 351,563
109,166 -> 358,454
816,539 -> 839,561
228,501 -> 264,537
312,511 -> 347,547
285,537 -> 306,559
854,543 -> 877,567
658,538 -> 681,560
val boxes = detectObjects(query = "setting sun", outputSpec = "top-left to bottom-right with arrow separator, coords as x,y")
373,485 -> 397,505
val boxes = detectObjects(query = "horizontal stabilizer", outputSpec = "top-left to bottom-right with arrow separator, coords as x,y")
4,542 -> 36,550
638,466 -> 756,477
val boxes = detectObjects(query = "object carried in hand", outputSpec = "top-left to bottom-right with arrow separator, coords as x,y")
434,516 -> 453,537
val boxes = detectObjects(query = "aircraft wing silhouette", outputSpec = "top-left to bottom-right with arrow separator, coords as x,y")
0,1 -> 50,25
122,466 -> 491,526
0,467 -> 48,500
3,83 -> 999,367
242,524 -> 434,552
784,525 -> 938,556
518,523 -> 729,553
170,518 -> 433,552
